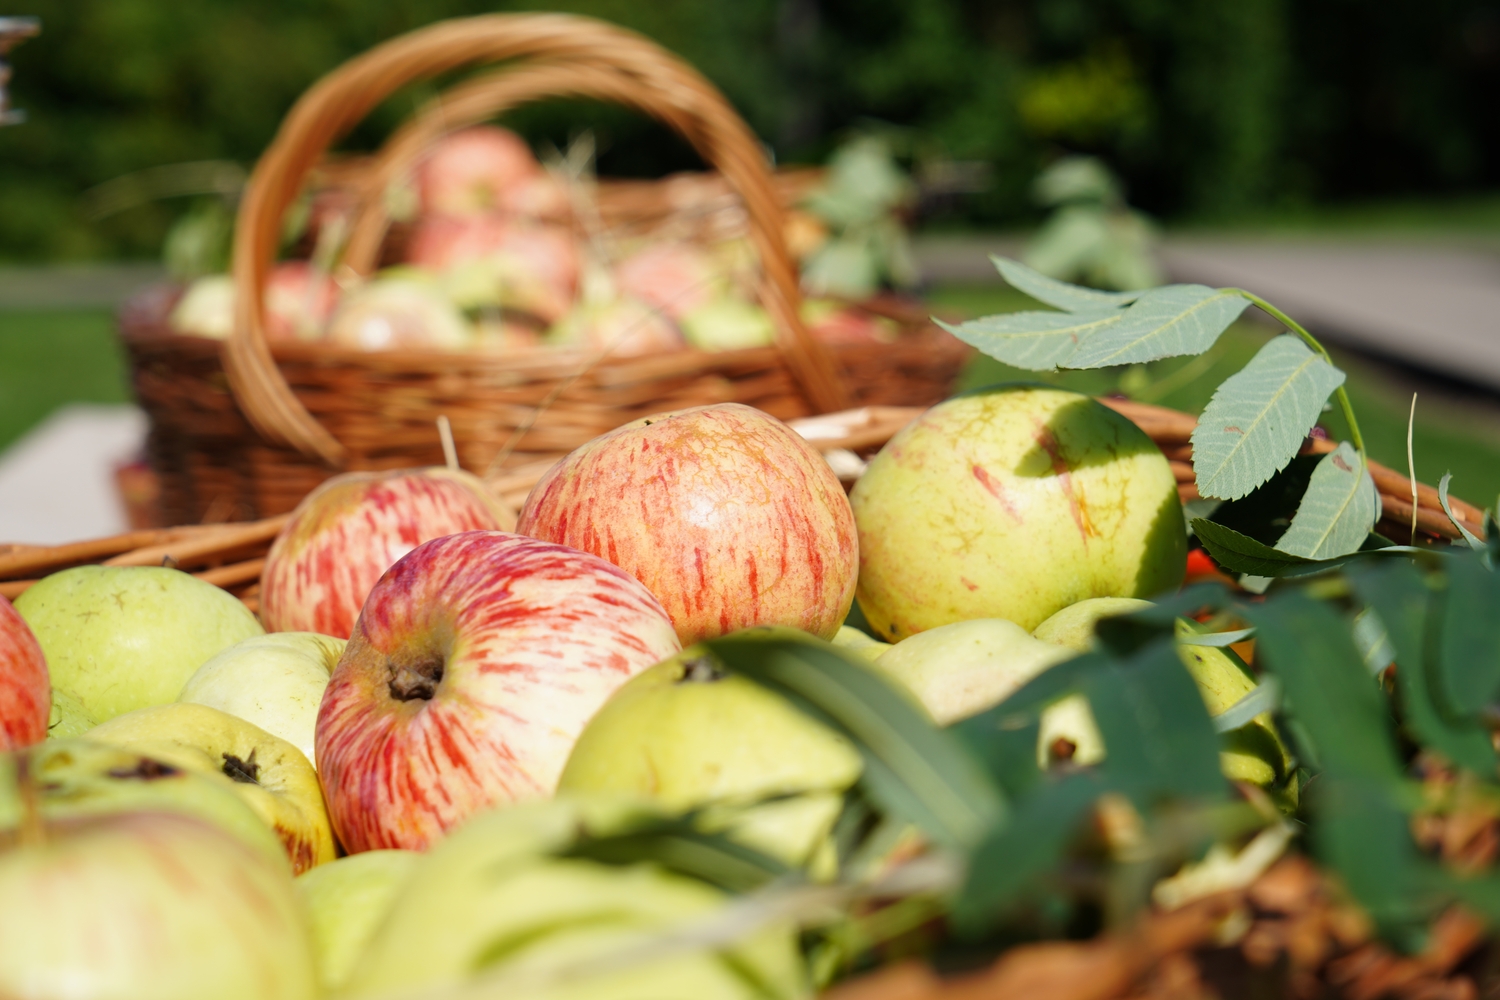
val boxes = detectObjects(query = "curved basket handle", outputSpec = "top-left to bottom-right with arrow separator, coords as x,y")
225,13 -> 850,467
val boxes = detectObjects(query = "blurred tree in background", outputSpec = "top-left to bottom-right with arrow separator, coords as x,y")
0,0 -> 1495,261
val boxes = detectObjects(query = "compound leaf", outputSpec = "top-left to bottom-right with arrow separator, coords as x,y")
1192,336 -> 1347,501
1065,285 -> 1250,369
990,255 -> 1141,312
1192,519 -> 1320,577
1276,444 -> 1381,560
934,309 -> 1122,371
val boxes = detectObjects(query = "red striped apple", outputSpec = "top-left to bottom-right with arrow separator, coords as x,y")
260,467 -> 515,639
0,595 -> 47,750
517,402 -> 858,644
315,531 -> 680,852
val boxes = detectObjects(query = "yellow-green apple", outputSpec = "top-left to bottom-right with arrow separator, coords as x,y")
851,385 -> 1186,639
1,739 -> 288,870
0,798 -> 318,1000
558,630 -> 862,871
86,703 -> 336,872
518,402 -> 858,644
340,797 -> 804,1000
547,296 -> 684,357
15,565 -> 264,723
1033,597 -> 1155,652
260,466 -> 515,639
178,632 -> 345,766
296,849 -> 419,992
831,624 -> 891,661
679,297 -> 777,351
316,531 -> 681,852
45,688 -> 95,739
0,594 -> 48,750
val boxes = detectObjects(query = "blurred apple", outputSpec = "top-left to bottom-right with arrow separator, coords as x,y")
0,801 -> 318,1000
417,125 -> 540,216
558,630 -> 862,871
406,216 -> 579,322
15,565 -> 264,723
802,299 -> 898,345
325,276 -> 473,351
547,296 -> 682,357
0,594 -> 47,750
296,849 -> 419,993
87,703 -> 336,873
852,386 -> 1186,639
0,739 -> 288,870
264,261 -> 339,342
178,632 -> 345,766
614,242 -> 723,321
316,531 -> 680,852
518,402 -> 858,644
679,298 -> 776,351
339,797 -> 804,1000
260,466 -> 515,639
1032,597 -> 1156,653
168,274 -> 235,339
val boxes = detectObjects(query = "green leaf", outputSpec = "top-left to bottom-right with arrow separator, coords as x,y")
990,255 -> 1141,312
1092,583 -> 1233,656
1178,627 -> 1256,647
1439,473 -> 1485,551
705,635 -> 1005,852
951,774 -> 1103,933
1064,285 -> 1250,369
1349,559 -> 1495,774
560,818 -> 792,894
1276,444 -> 1381,560
1191,336 -> 1347,501
1212,678 -> 1281,733
934,310 -> 1122,371
1310,775 -> 1430,944
1238,593 -> 1404,784
1192,519 -> 1320,577
1437,551 -> 1500,716
1082,638 -> 1227,804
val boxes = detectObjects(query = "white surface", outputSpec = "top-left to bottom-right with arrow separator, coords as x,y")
0,404 -> 148,545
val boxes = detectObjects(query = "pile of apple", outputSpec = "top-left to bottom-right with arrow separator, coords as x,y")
163,125 -> 898,353
0,387 -> 1284,999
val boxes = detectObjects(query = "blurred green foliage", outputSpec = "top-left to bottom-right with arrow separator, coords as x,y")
0,0 -> 1496,261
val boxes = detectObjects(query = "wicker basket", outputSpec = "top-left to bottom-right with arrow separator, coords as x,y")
119,12 -> 970,526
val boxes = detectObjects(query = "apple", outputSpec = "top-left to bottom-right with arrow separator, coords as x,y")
15,565 -> 265,723
45,687 -> 94,739
0,594 -> 48,750
295,849 -> 419,992
547,296 -> 683,357
558,630 -> 863,871
339,797 -> 804,1000
178,632 -> 345,767
614,241 -> 723,321
851,385 -> 1187,639
518,402 -> 858,644
831,624 -> 891,661
264,261 -> 339,343
0,804 -> 318,1000
1032,597 -> 1156,653
168,273 -> 235,339
1,738 -> 289,870
406,216 -> 579,322
86,702 -> 336,873
416,125 -> 540,216
259,466 -> 515,639
679,297 -> 776,351
316,530 -> 681,853
324,276 -> 473,351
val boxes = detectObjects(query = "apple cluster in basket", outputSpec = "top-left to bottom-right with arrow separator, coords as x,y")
159,126 -> 901,355
0,390 -> 1248,999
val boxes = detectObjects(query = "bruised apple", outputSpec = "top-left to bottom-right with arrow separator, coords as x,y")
315,531 -> 680,853
260,467 -> 515,639
518,403 -> 858,644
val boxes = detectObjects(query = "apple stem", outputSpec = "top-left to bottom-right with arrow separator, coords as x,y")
15,751 -> 46,848
437,415 -> 459,472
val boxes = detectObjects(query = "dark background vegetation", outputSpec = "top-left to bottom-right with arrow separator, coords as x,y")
1,0 -> 1497,261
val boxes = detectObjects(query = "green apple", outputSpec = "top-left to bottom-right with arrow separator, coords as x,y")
1032,597 -> 1155,653
295,849 -> 419,992
178,632 -> 344,767
15,565 -> 264,723
0,739 -> 287,871
85,703 -> 336,873
340,797 -> 805,1000
851,385 -> 1186,639
557,630 -> 862,872
831,625 -> 891,661
46,688 -> 96,739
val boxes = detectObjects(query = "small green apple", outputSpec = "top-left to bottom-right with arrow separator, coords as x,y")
1032,597 -> 1155,653
85,703 -> 336,873
295,849 -> 419,992
831,625 -> 891,661
340,797 -> 804,1000
15,566 -> 264,723
46,688 -> 96,740
178,632 -> 344,767
557,629 -> 862,871
851,385 -> 1186,639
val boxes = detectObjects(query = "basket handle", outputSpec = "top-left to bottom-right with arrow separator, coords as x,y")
225,13 -> 851,467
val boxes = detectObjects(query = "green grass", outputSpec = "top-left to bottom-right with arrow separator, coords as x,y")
0,310 -> 133,452
926,284 -> 1500,512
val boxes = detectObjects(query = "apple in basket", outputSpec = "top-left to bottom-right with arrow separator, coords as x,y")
315,531 -> 680,852
416,125 -> 542,217
260,466 -> 516,639
517,402 -> 858,644
0,595 -> 48,751
406,215 -> 580,323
